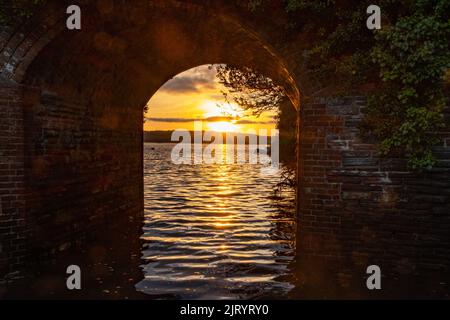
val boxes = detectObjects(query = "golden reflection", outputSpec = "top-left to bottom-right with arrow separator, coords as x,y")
213,221 -> 234,229
143,66 -> 277,132
207,121 -> 238,133
139,64 -> 296,299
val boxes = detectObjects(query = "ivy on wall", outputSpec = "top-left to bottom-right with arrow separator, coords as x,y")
0,0 -> 46,25
243,0 -> 450,169
367,11 -> 450,168
1,0 -> 449,169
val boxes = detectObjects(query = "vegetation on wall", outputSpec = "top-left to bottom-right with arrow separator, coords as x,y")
2,0 -> 449,169
0,0 -> 46,25
239,0 -> 450,169
365,9 -> 449,168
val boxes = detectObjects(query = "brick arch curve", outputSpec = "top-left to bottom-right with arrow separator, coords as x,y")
2,0 -> 450,290
1,0 -> 302,107
0,0 -> 308,278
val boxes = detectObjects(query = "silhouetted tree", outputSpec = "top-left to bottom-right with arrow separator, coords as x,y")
215,65 -> 286,117
239,0 -> 450,169
215,64 -> 297,164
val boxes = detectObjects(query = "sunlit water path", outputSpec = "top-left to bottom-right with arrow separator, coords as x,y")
136,143 -> 297,299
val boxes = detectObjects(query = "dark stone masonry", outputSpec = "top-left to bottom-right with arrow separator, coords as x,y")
0,86 -> 28,278
1,0 -> 449,282
299,97 -> 450,274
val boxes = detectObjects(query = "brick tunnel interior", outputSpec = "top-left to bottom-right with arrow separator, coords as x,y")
0,1 -> 301,279
1,0 -> 450,297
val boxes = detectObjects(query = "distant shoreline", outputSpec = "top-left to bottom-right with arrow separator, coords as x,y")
144,141 -> 178,143
144,130 -> 273,144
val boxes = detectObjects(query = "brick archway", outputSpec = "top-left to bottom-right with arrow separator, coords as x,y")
1,0 -> 450,285
0,0 -> 306,278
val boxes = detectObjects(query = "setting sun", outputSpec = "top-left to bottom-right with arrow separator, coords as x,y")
200,100 -> 242,119
3,0 -> 447,303
143,66 -> 276,133
207,121 -> 238,132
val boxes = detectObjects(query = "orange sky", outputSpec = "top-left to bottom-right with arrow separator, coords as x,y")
144,65 -> 277,133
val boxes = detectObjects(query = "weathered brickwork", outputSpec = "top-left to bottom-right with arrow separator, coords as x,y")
299,97 -> 450,273
0,85 -> 28,278
0,0 -> 449,282
1,83 -> 144,279
22,89 -> 144,266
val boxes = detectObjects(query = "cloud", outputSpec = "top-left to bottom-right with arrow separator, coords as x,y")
205,116 -> 235,122
146,116 -> 276,125
146,116 -> 232,123
145,117 -> 199,123
159,67 -> 217,94
236,119 -> 276,125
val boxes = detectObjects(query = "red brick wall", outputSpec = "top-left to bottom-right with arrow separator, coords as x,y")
1,83 -> 144,279
0,84 -> 28,278
22,89 -> 144,266
0,0 -> 303,280
0,0 -> 449,281
298,96 -> 450,273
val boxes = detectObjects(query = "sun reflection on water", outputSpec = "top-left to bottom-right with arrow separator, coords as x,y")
138,143 -> 296,299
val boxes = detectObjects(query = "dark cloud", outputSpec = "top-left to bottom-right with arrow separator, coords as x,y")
236,119 -> 276,125
146,116 -> 276,125
159,68 -> 216,94
147,116 -> 233,123
145,117 -> 199,123
205,116 -> 235,122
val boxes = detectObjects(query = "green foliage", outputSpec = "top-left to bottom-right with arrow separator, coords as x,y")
241,0 -> 450,169
215,65 -> 285,117
366,10 -> 449,168
245,0 -> 268,11
2,0 -> 449,169
214,64 -> 296,163
0,0 -> 46,25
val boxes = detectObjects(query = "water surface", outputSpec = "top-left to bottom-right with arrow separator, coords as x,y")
136,143 -> 297,299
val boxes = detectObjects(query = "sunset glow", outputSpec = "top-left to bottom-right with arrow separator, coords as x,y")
207,121 -> 238,133
144,65 -> 276,133
200,100 -> 242,119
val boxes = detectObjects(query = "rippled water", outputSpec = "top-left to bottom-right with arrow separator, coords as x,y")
5,143 -> 449,300
136,143 -> 297,299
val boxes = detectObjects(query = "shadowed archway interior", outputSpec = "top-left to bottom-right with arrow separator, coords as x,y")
2,1 -> 450,298
17,1 -> 300,266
